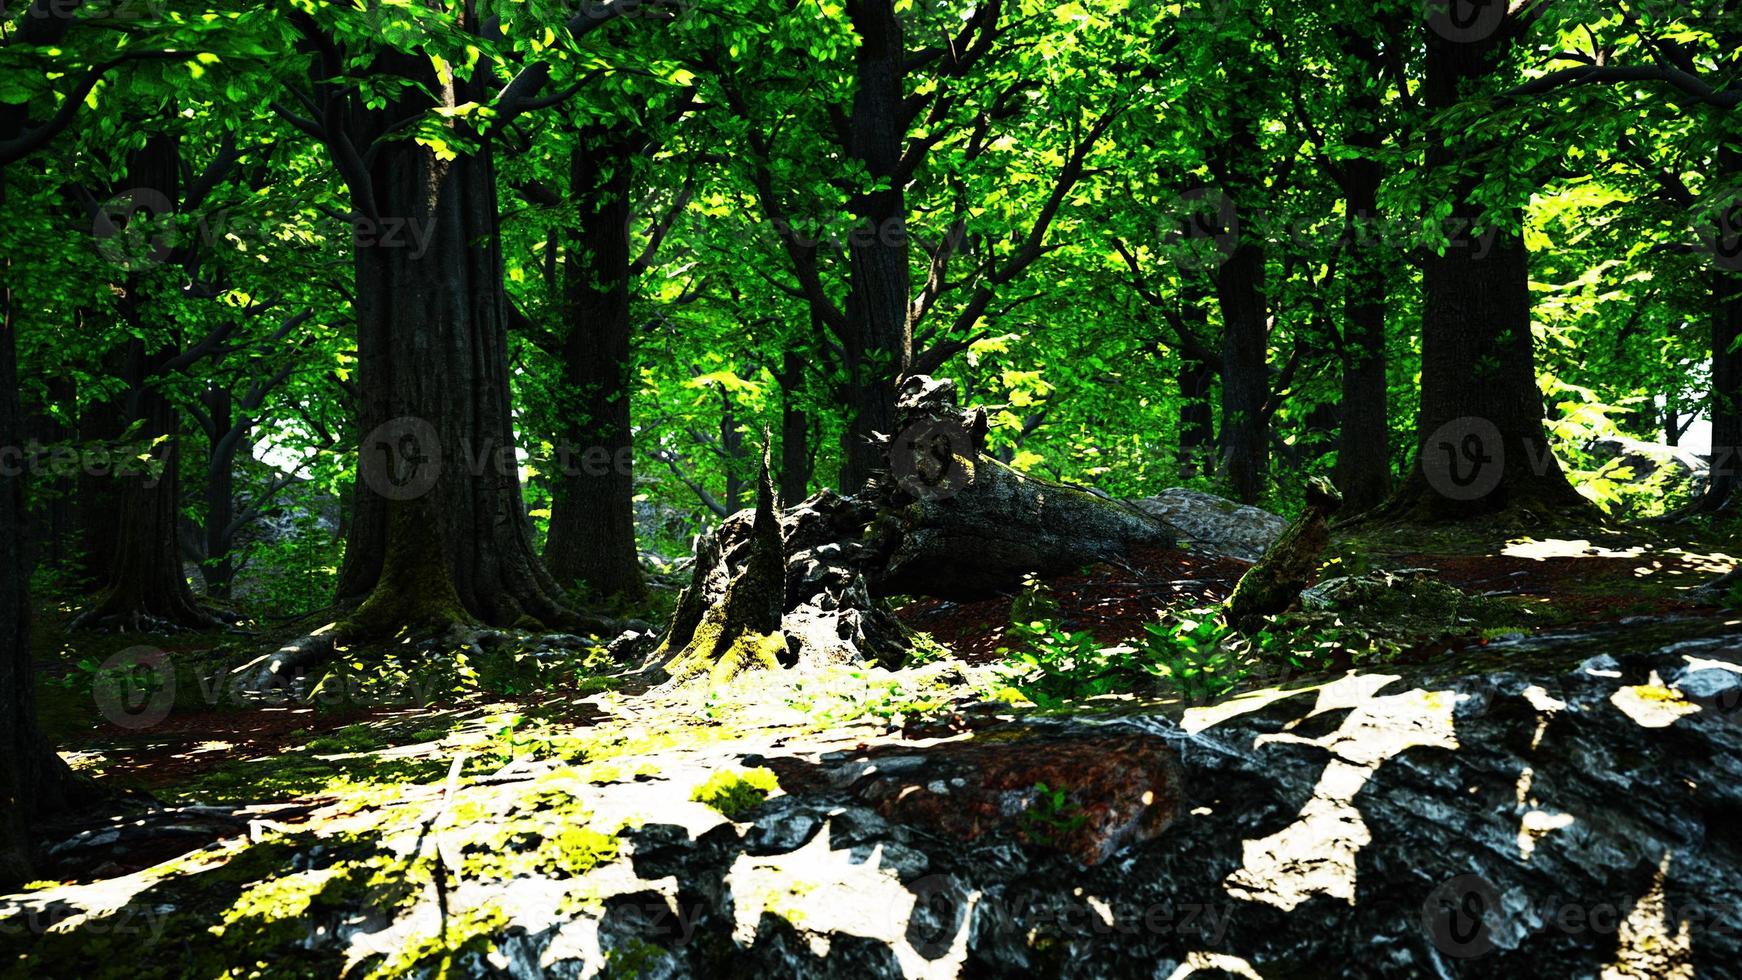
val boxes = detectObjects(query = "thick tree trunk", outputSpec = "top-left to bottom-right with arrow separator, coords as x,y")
74,136 -> 214,630
1335,148 -> 1393,514
840,0 -> 913,493
334,61 -> 572,634
779,348 -> 811,506
1698,140 -> 1741,512
1211,88 -> 1270,506
1383,11 -> 1588,521
76,343 -> 127,588
543,132 -> 646,603
72,355 -> 212,631
1,186 -> 87,886
1217,237 -> 1269,505
23,375 -> 75,574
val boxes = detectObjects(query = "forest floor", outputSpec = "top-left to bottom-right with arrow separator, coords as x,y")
3,521 -> 1738,976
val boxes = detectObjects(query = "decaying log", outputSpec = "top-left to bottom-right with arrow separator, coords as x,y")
1226,477 -> 1342,626
644,375 -> 1176,679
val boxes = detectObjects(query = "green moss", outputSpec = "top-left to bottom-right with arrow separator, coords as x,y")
345,501 -> 473,639
166,747 -> 449,807
307,723 -> 385,754
690,767 -> 780,819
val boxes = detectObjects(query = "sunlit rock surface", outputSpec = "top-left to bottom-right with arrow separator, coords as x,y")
6,619 -> 1742,977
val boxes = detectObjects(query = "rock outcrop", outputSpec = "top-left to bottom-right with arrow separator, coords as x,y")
9,618 -> 1742,977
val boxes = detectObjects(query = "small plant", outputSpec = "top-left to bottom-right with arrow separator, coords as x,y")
690,767 -> 781,818
1009,572 -> 1059,624
1019,782 -> 1087,847
1001,618 -> 1136,706
1134,612 -> 1245,701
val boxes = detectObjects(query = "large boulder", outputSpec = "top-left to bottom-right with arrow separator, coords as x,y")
821,731 -> 1180,867
1126,487 -> 1287,560
1586,435 -> 1710,509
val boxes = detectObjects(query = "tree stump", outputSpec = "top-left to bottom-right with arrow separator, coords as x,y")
1227,478 -> 1343,627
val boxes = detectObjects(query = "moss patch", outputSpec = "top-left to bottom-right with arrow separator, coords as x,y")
689,767 -> 781,819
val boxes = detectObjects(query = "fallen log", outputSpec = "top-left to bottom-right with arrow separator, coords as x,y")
644,375 -> 1176,678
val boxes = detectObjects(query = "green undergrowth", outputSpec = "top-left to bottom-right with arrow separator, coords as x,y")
998,570 -> 1542,709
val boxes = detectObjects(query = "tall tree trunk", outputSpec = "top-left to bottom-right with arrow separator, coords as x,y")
1698,139 -> 1742,511
1177,354 -> 1216,479
0,177 -> 87,885
543,131 -> 646,603
1216,237 -> 1269,504
23,375 -> 75,573
74,136 -> 214,631
840,0 -> 913,492
1335,134 -> 1393,514
76,348 -> 126,588
334,57 -> 572,633
203,386 -> 236,598
1211,76 -> 1270,506
779,347 -> 812,505
1385,10 -> 1587,520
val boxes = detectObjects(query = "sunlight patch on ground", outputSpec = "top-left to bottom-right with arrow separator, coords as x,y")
1610,673 -> 1701,728
1503,538 -> 1646,561
1602,852 -> 1693,979
1517,810 -> 1576,860
725,826 -> 970,978
1223,677 -> 1459,910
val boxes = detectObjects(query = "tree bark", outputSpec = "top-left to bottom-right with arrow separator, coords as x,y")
779,347 -> 812,506
333,52 -> 572,634
1383,10 -> 1588,520
1698,140 -> 1741,512
75,335 -> 127,588
543,131 -> 646,603
0,180 -> 88,886
73,135 -> 214,631
1217,236 -> 1269,505
202,386 -> 236,597
23,374 -> 76,574
840,0 -> 914,493
1178,353 -> 1217,480
1211,84 -> 1270,506
1335,134 -> 1393,514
